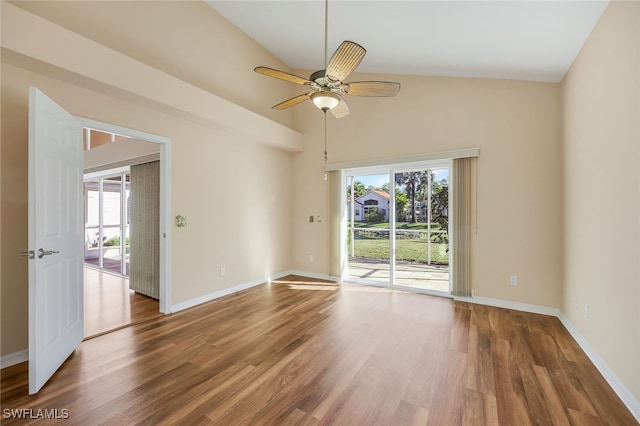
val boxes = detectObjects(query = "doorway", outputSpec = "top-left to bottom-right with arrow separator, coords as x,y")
345,161 -> 451,294
78,118 -> 171,314
79,124 -> 171,337
82,163 -> 161,338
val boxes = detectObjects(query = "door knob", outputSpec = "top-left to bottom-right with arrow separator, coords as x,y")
37,248 -> 60,259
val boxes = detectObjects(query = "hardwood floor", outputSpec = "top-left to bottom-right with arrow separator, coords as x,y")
1,275 -> 636,425
83,266 -> 160,338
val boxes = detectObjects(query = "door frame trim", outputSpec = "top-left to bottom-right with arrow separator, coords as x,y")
77,117 -> 172,314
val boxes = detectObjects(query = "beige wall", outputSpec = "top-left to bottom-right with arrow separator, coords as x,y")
291,73 -> 564,309
12,1 -> 297,129
84,138 -> 159,171
562,0 -> 640,401
2,1 -> 637,408
0,3 -> 295,356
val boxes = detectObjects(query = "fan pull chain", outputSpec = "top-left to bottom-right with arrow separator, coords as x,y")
323,111 -> 328,181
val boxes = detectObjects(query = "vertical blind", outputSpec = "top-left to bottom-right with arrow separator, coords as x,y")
129,160 -> 160,299
451,157 -> 473,297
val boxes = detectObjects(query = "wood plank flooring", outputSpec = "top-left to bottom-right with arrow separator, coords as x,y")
83,267 -> 160,338
1,275 -> 636,425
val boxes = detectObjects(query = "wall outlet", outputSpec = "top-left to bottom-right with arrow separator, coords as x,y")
220,267 -> 226,277
309,255 -> 314,263
309,216 -> 314,223
510,276 -> 518,286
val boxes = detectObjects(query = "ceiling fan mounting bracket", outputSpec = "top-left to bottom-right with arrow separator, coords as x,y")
310,70 -> 326,82
309,70 -> 341,91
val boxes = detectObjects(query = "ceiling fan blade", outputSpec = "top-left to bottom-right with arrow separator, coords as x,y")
343,81 -> 401,97
255,66 -> 311,85
325,41 -> 366,83
272,93 -> 311,110
330,98 -> 350,119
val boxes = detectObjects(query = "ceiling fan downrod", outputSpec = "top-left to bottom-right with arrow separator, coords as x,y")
324,0 -> 329,68
252,0 -> 400,119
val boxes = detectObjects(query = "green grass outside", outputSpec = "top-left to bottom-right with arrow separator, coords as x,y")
348,237 -> 449,264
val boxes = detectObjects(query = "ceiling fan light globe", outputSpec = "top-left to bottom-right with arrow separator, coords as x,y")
311,91 -> 340,111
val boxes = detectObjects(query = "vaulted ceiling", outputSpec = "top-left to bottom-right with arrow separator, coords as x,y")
207,0 -> 609,83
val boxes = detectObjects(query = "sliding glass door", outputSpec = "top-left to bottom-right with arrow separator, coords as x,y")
347,172 -> 391,284
84,169 -> 130,276
392,167 -> 450,292
345,161 -> 451,294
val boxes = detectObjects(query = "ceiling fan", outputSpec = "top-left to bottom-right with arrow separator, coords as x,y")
254,1 -> 400,119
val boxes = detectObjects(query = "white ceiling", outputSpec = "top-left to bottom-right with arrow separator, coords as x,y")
207,0 -> 608,83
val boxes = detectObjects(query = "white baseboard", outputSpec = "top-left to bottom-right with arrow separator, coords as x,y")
454,295 -> 561,317
557,312 -> 640,423
169,270 -> 293,313
288,270 -> 337,282
0,349 -> 28,369
454,295 -> 640,422
169,269 -> 338,313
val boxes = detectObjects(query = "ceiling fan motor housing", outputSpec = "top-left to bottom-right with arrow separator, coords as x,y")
310,70 -> 338,90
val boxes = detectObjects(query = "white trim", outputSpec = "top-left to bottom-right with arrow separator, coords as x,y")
288,270 -> 338,282
170,271 -> 293,313
1,350 -> 28,369
77,117 -> 172,314
453,295 -> 640,422
158,141 -> 172,314
171,269 -> 340,313
557,313 -> 640,423
454,295 -> 560,317
327,148 -> 479,172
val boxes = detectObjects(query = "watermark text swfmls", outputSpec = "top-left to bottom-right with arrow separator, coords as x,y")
3,408 -> 70,420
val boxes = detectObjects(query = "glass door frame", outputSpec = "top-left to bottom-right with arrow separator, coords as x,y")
343,159 -> 453,295
84,166 -> 130,276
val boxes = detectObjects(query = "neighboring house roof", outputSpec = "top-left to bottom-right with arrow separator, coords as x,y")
347,199 -> 364,206
370,190 -> 390,200
355,190 -> 390,202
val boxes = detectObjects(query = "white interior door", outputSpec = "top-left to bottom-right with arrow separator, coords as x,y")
28,87 -> 84,394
